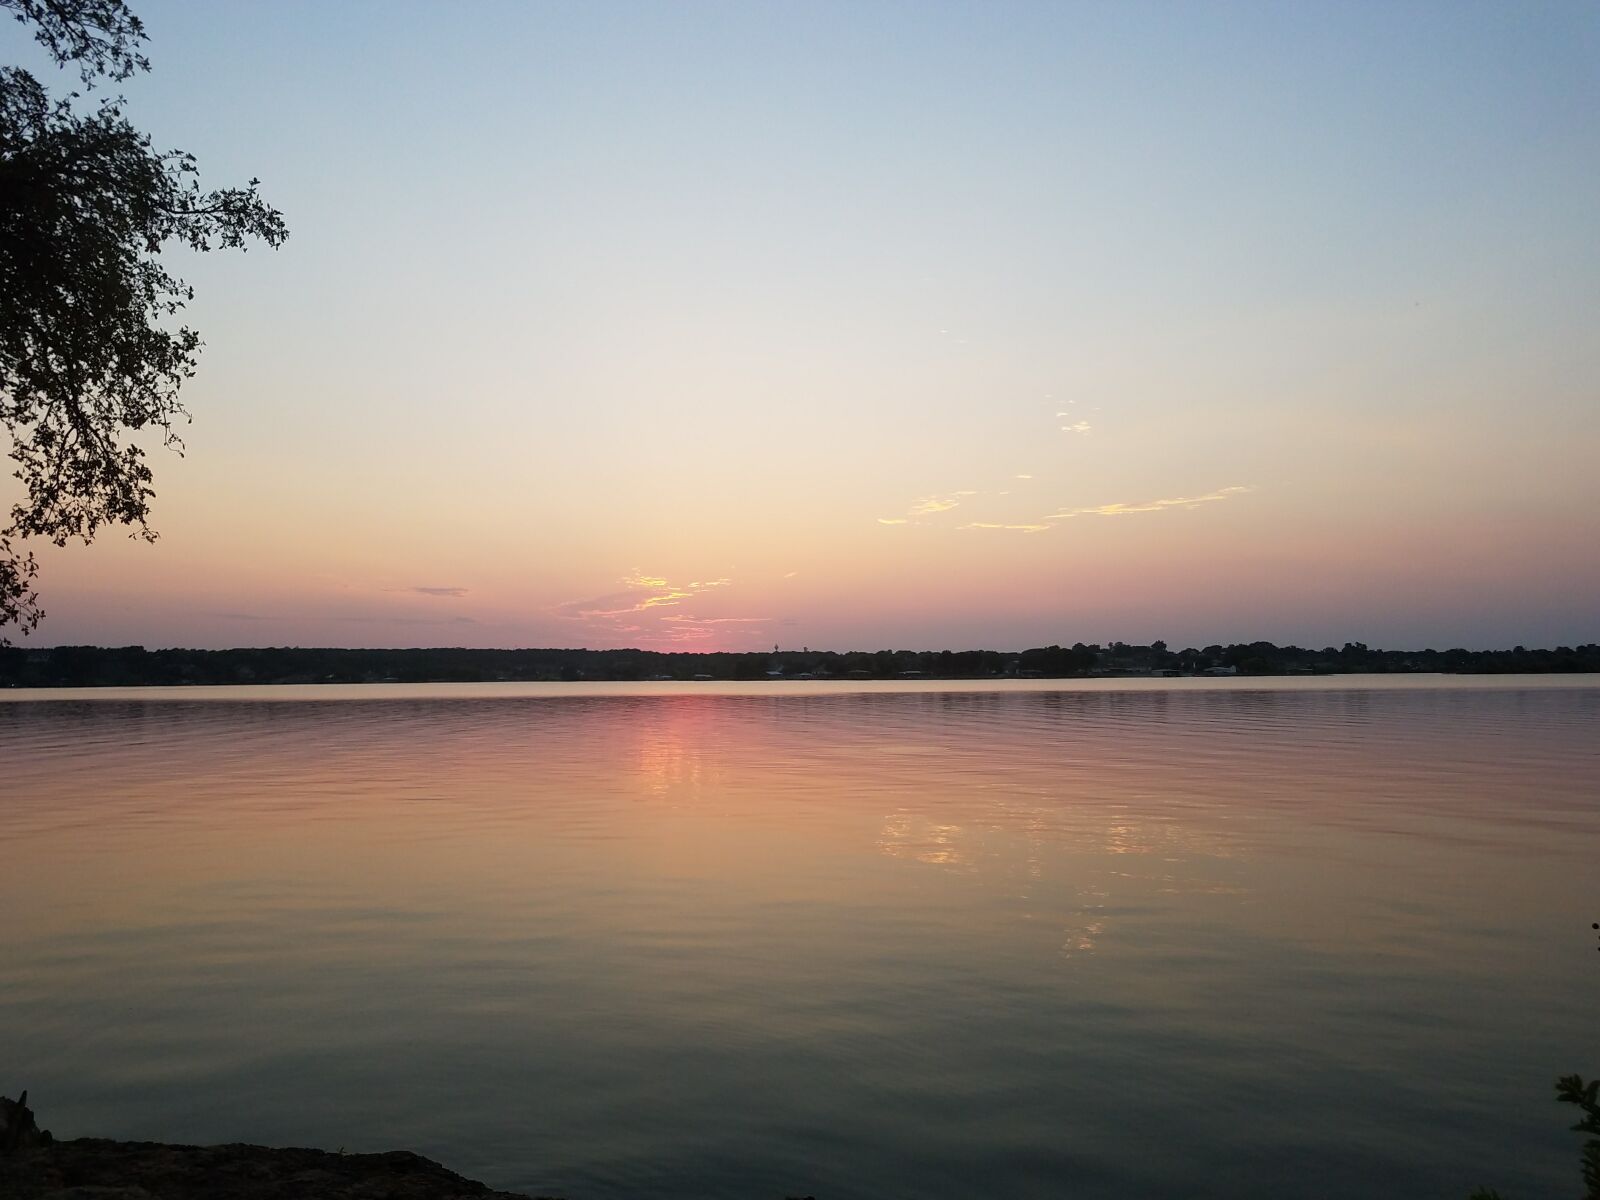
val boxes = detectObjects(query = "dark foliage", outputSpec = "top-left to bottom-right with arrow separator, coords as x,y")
0,0 -> 285,637
1472,1075 -> 1600,1200
1557,1074 -> 1600,1200
4,0 -> 146,82
3,640 -> 1598,688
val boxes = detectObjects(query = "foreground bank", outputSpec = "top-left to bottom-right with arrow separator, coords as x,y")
1,1137 -> 551,1200
0,1092 -> 546,1200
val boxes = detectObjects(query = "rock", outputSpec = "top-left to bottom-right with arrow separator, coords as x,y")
1,1092 -> 53,1155
0,1139 -> 563,1199
0,1097 -> 559,1200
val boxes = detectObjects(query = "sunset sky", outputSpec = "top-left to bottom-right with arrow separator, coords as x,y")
6,1 -> 1597,651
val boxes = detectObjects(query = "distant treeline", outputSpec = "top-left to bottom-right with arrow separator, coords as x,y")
2,640 -> 1598,687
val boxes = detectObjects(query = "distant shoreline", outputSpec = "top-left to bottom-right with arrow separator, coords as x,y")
3,640 -> 1598,689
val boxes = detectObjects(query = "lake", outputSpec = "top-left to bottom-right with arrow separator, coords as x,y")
2,676 -> 1596,1198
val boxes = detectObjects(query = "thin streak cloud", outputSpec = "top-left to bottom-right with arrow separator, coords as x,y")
659,615 -> 771,625
958,522 -> 1052,533
1046,485 -> 1252,520
955,485 -> 1255,533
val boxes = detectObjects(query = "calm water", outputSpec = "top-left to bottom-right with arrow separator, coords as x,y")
2,677 -> 1596,1198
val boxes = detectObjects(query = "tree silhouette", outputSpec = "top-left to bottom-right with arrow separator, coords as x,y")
0,0 -> 286,637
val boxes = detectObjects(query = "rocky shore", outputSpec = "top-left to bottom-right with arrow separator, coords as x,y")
1,1093 -> 554,1200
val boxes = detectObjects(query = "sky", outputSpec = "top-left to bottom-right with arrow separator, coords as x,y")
5,0 -> 1598,652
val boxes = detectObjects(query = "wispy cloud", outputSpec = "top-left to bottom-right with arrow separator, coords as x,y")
409,586 -> 468,597
555,573 -> 731,619
879,489 -> 981,525
556,573 -> 761,648
1061,421 -> 1092,434
555,590 -> 669,619
956,485 -> 1255,534
883,475 -> 1251,535
1045,485 -> 1252,520
908,490 -> 978,516
958,521 -> 1052,533
659,614 -> 770,624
